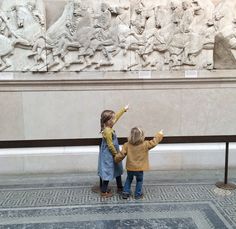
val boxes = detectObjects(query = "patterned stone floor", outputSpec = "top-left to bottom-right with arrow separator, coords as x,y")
0,170 -> 235,229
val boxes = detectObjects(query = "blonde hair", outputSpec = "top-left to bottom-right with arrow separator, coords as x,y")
128,127 -> 145,145
100,110 -> 115,132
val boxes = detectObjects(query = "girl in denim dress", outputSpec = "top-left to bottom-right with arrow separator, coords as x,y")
98,105 -> 129,197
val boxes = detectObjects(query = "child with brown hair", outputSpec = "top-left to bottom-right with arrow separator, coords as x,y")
97,105 -> 129,197
115,127 -> 163,199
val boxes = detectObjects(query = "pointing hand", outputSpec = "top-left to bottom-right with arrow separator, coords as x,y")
124,104 -> 129,111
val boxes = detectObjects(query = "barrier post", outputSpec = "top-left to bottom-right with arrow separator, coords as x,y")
216,142 -> 236,190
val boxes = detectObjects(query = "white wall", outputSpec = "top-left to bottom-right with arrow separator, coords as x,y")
0,143 -> 236,174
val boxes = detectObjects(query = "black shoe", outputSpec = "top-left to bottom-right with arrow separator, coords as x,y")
117,187 -> 123,194
122,192 -> 130,199
135,194 -> 143,200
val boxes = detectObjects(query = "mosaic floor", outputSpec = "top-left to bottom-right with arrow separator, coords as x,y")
0,171 -> 235,229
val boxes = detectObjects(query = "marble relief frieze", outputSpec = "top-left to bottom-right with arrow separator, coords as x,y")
0,0 -> 235,72
0,0 -> 46,71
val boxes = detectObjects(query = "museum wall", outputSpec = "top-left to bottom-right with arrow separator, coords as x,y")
0,0 -> 236,140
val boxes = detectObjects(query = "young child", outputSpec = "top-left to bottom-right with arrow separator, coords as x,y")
98,105 -> 129,197
115,127 -> 163,199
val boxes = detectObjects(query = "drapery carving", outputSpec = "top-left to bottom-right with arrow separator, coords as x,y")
0,0 -> 235,72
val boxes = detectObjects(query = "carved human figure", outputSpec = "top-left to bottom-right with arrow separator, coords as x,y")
89,2 -> 129,69
65,1 -> 83,36
189,0 -> 207,34
85,3 -> 129,69
107,6 -> 130,57
170,1 -> 181,26
166,2 -> 185,67
131,2 -> 150,35
213,11 -> 224,31
0,10 -> 23,40
0,2 -> 46,71
56,2 -> 128,71
26,35 -> 47,71
6,2 -> 45,43
0,13 -> 11,37
74,3 -> 93,28
57,2 -> 114,71
27,2 -> 45,27
169,1 -> 208,67
75,27 -> 99,68
94,3 -> 112,30
153,5 -> 176,65
113,5 -> 130,27
179,1 -> 194,33
11,4 -> 39,29
0,34 -> 13,71
45,0 -> 83,70
0,11 -> 17,71
135,5 -> 170,68
122,2 -> 151,69
47,33 -> 76,70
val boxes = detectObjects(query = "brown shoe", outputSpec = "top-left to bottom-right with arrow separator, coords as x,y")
91,185 -> 101,193
91,186 -> 111,193
101,192 -> 113,198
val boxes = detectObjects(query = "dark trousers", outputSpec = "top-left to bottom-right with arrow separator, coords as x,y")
101,176 -> 123,193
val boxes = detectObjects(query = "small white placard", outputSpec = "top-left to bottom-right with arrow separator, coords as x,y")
185,70 -> 198,78
139,71 -> 151,79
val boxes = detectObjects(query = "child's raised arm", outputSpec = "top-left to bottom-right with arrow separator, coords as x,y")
114,143 -> 128,163
145,130 -> 164,150
113,104 -> 129,125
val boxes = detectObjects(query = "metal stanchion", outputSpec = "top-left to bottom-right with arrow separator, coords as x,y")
216,142 -> 236,190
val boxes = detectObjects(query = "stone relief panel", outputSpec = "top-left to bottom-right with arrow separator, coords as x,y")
0,0 -> 46,71
45,0 -> 131,72
213,0 -> 236,68
0,0 -> 235,72
127,0 -> 216,70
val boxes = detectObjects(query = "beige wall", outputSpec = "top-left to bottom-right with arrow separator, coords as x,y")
1,71 -> 236,140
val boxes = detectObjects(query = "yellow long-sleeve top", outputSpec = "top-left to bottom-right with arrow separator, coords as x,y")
102,108 -> 126,157
114,133 -> 163,171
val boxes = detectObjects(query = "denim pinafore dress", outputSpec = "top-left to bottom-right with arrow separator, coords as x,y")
98,131 -> 123,181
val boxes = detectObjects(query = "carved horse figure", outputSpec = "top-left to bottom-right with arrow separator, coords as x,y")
10,4 -> 44,41
0,1 -> 45,71
0,11 -> 29,71
0,35 -> 14,71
